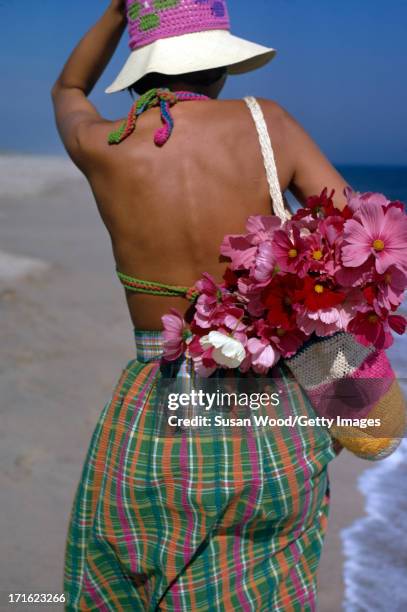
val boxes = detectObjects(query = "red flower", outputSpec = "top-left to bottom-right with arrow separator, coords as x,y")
261,275 -> 300,329
339,204 -> 353,220
294,277 -> 346,312
348,310 -> 406,350
293,188 -> 336,220
363,285 -> 377,306
223,267 -> 239,290
386,200 -> 405,213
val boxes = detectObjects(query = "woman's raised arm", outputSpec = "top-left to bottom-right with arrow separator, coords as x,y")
51,1 -> 126,163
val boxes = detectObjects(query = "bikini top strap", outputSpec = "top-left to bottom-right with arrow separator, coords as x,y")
243,96 -> 291,223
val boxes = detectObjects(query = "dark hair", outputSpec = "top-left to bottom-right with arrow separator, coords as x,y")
128,67 -> 227,97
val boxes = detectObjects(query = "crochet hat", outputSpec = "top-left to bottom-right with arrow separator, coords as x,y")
106,0 -> 276,93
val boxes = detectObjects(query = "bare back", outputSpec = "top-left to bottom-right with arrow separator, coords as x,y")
77,98 -> 349,330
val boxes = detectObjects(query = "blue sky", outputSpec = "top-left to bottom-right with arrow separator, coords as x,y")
0,0 -> 406,164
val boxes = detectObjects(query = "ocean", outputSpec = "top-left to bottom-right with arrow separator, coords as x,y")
337,165 -> 407,204
286,166 -> 407,214
332,166 -> 407,612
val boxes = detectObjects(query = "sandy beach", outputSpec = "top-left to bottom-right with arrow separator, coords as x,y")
0,154 -> 389,611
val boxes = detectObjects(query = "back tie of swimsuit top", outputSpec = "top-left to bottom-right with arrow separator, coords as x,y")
116,96 -> 292,302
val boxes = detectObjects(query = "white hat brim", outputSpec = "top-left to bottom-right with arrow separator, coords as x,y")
105,30 -> 276,94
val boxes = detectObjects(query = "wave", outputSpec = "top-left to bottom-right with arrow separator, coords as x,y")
342,331 -> 407,612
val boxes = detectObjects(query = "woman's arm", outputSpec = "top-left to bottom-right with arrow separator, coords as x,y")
287,115 -> 351,211
51,1 -> 126,163
273,103 -> 350,211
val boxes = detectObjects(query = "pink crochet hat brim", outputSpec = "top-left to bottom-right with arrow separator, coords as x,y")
105,30 -> 276,94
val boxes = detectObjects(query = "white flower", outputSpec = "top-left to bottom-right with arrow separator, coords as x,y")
200,331 -> 246,369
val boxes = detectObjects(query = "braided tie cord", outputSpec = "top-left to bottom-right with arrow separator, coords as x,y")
108,88 -> 210,147
116,270 -> 200,303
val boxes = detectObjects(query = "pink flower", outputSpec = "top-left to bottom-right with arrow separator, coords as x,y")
346,190 -> 389,213
342,202 -> 407,274
295,302 -> 353,337
162,309 -> 189,361
223,309 -> 247,332
363,267 -> 407,314
221,216 -> 281,271
247,338 -> 280,374
348,310 -> 407,350
220,235 -> 258,271
253,320 -> 306,359
194,273 -> 236,328
273,226 -> 307,274
374,266 -> 407,311
187,335 -> 218,376
253,242 -> 276,284
245,215 -> 282,243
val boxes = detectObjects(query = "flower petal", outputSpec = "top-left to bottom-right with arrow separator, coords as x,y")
356,201 -> 385,239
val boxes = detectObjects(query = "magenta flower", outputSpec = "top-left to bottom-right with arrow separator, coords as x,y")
302,232 -> 331,274
237,276 -> 266,317
270,328 -> 307,358
273,226 -> 306,274
187,335 -> 218,376
334,258 -> 374,288
342,202 -> 407,274
348,310 -> 407,350
162,309 -> 189,361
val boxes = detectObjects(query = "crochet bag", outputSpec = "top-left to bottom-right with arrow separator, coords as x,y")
245,96 -> 406,461
283,334 -> 406,460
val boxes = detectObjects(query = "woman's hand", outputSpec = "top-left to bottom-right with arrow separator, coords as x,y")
110,0 -> 127,15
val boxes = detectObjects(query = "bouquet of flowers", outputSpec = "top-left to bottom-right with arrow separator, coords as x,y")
161,188 -> 407,377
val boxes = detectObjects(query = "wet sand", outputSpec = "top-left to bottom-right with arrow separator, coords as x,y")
0,154 -> 373,611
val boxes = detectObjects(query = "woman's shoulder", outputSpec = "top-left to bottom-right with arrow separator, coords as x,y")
252,97 -> 298,127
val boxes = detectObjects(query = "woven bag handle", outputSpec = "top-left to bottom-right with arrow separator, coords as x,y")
244,96 -> 292,223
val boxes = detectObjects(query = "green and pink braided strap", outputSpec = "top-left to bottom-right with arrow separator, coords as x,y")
116,269 -> 200,303
108,88 -> 210,147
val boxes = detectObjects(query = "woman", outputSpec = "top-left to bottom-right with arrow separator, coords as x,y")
52,1 -> 351,610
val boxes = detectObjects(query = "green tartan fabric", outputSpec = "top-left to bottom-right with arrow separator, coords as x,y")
63,331 -> 336,611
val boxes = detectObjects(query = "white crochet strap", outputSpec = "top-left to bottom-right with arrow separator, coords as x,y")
244,96 -> 291,222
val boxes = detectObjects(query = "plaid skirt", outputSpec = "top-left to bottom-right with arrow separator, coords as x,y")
63,331 -> 336,611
